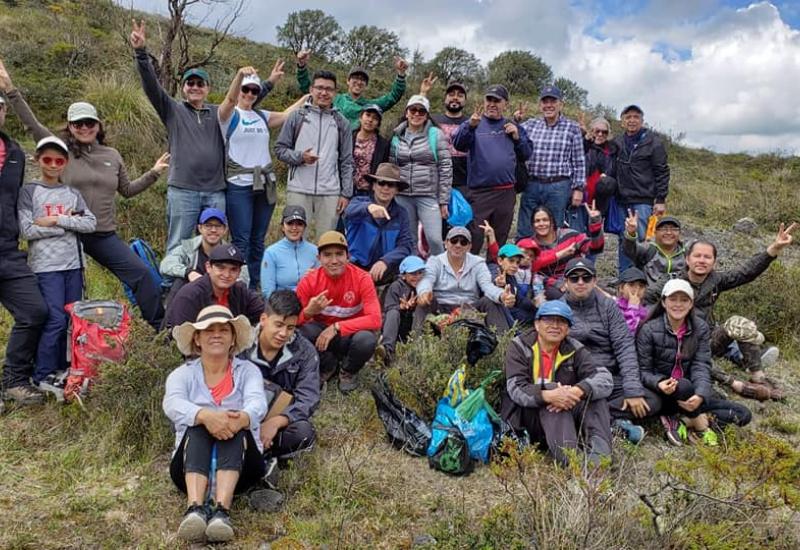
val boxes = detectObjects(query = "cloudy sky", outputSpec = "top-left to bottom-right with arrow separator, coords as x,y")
118,0 -> 800,154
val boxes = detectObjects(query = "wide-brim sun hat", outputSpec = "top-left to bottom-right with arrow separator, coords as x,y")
172,305 -> 254,356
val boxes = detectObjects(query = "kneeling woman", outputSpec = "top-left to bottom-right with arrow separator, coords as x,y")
637,279 -> 751,446
163,305 -> 266,543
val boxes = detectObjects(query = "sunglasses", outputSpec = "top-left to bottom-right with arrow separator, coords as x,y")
374,180 -> 398,188
70,119 -> 98,129
449,236 -> 470,246
567,273 -> 594,283
285,220 -> 306,227
185,79 -> 206,88
40,156 -> 67,167
594,129 -> 609,135
407,106 -> 427,115
241,86 -> 260,96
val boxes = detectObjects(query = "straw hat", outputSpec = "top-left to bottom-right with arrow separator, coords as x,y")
172,305 -> 254,356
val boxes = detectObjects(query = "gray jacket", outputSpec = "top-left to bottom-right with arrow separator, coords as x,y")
274,100 -> 354,197
622,236 -> 686,286
389,121 -> 452,204
563,289 -> 645,398
417,252 -> 502,306
159,235 -> 249,286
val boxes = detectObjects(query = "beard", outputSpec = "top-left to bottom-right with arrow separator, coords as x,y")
445,100 -> 464,114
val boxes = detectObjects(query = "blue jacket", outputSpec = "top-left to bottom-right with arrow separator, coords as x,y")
261,237 -> 319,298
344,195 -> 414,270
452,116 -> 532,189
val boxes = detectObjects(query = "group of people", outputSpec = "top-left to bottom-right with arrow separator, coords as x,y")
0,19 -> 795,542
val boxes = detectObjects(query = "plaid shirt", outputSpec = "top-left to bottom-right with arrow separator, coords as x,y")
521,115 -> 586,190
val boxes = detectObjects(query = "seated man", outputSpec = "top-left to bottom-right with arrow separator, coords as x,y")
344,163 -> 414,284
501,300 -> 613,466
415,226 -> 515,333
242,290 -> 319,462
164,243 -> 264,330
622,213 -> 685,286
296,231 -> 382,393
160,208 -> 247,307
561,258 -> 660,443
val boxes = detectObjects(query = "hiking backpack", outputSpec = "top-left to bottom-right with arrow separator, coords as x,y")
125,238 -> 164,305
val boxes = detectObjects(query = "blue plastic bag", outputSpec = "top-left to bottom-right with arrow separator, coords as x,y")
427,398 -> 495,463
447,189 -> 473,227
604,196 -> 624,234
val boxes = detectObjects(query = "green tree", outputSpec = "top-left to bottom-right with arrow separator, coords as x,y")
554,76 -> 589,108
487,50 -> 553,97
275,9 -> 343,59
427,46 -> 484,88
340,25 -> 407,70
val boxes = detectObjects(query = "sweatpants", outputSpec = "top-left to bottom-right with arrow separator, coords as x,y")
298,321 -> 377,378
285,192 -> 340,240
265,419 -> 316,460
606,375 -> 663,420
656,378 -> 752,428
34,268 -> 83,382
412,297 -> 510,334
381,308 -> 414,352
465,186 -> 516,254
0,267 -> 48,389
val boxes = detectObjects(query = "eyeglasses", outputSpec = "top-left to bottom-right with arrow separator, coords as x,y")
312,85 -> 336,93
185,79 -> 206,88
538,316 -> 569,327
374,180 -> 398,188
70,119 -> 98,129
656,226 -> 679,233
40,156 -> 67,167
407,106 -> 427,115
567,274 -> 594,283
449,236 -> 470,246
201,223 -> 225,230
241,86 -> 260,96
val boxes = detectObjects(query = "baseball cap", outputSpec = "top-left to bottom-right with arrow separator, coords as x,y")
539,85 -> 562,100
564,258 -> 596,277
498,244 -> 524,258
67,102 -> 100,122
361,103 -> 383,120
406,94 -> 430,112
182,67 -> 210,84
446,226 -> 472,242
618,267 -> 647,284
516,238 -> 540,251
655,216 -> 681,230
241,74 -> 262,90
35,136 -> 69,156
536,300 -> 574,327
446,81 -> 467,95
281,205 -> 307,224
662,278 -> 694,300
399,255 -> 426,274
317,230 -> 348,251
209,243 -> 245,265
348,67 -> 369,83
198,207 -> 227,225
484,84 -> 509,101
621,104 -> 644,116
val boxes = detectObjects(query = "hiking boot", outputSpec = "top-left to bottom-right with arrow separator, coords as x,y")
205,503 -> 234,542
760,346 -> 780,369
612,419 -> 645,444
338,371 -> 358,394
248,488 -> 285,513
660,416 -> 683,447
37,371 -> 67,402
177,503 -> 208,542
4,385 -> 44,406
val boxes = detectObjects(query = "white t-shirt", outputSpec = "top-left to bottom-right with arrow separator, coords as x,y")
221,107 -> 272,186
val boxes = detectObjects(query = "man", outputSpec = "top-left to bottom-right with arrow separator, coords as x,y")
160,207 -> 248,306
424,78 -> 469,188
649,224 -> 796,398
560,258 -> 659,443
274,70 -> 353,238
295,50 -> 407,129
345,163 -> 413,284
295,231 -> 382,393
501,300 -> 613,466
516,85 -> 586,240
0,93 -> 49,406
414,226 -> 516,333
453,85 -> 532,252
164,243 -> 264,330
352,105 -> 390,196
614,104 -> 670,272
622,213 -> 685,286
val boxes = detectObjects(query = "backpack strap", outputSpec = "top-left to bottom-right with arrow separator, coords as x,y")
427,126 -> 438,163
225,109 -> 269,143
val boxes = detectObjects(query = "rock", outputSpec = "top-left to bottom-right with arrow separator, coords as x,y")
258,544 -> 272,550
412,534 -> 437,547
733,217 -> 757,235
248,488 -> 285,513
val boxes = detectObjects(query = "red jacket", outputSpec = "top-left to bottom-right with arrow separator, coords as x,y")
296,263 -> 382,336
533,215 -> 604,287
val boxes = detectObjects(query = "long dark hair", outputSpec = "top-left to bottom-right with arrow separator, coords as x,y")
531,206 -> 557,239
59,122 -> 107,159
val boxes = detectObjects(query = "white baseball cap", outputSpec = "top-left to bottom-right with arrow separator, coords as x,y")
241,74 -> 262,90
35,136 -> 69,156
662,278 -> 694,300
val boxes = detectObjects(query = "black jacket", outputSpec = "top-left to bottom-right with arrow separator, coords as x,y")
614,131 -> 669,205
636,313 -> 713,402
0,131 -> 28,278
584,138 -> 617,179
352,130 -> 389,192
164,274 -> 264,330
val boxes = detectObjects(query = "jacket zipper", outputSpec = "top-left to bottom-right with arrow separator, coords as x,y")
314,110 -> 322,195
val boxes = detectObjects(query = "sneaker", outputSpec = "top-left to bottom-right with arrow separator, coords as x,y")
676,422 -> 689,443
660,416 -> 683,447
612,419 -> 645,444
338,371 -> 358,394
4,385 -> 44,406
37,371 -> 67,402
205,503 -> 234,542
761,346 -> 780,369
700,430 -> 719,447
177,503 -> 208,542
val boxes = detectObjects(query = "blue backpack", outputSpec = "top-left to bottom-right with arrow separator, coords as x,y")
124,238 -> 164,305
225,108 -> 269,142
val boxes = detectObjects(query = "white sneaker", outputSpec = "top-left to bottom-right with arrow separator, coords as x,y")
761,346 -> 780,369
37,371 -> 67,402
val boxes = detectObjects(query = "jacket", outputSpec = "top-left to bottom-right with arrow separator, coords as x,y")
416,252 -> 502,306
160,235 -> 249,286
260,237 -> 318,298
164,274 -> 265,330
533,219 -> 605,287
614,130 -> 669,205
274,100 -> 354,197
163,356 -> 267,453
134,48 -> 225,192
622,236 -> 686,286
501,329 -> 612,430
563,289 -> 645,398
488,264 -> 537,324
0,130 -> 28,278
345,195 -> 414,270
388,121 -> 452,204
297,66 -> 406,129
242,328 -> 320,424
616,297 -> 648,334
452,116 -> 532,189
383,278 -> 416,314
352,130 -> 390,184
636,313 -> 713,402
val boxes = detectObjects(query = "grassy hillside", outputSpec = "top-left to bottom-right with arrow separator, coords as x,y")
1,1 -> 800,548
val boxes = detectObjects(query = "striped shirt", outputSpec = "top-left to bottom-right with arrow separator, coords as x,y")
521,115 -> 586,190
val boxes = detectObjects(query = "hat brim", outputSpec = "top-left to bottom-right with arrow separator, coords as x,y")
67,114 -> 101,123
364,174 -> 408,190
209,258 -> 245,266
172,314 -> 254,356
282,215 -> 307,224
446,84 -> 467,94
564,268 -> 596,278
484,92 -> 506,101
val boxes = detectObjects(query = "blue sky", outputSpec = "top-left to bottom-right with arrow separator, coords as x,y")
119,1 -> 800,153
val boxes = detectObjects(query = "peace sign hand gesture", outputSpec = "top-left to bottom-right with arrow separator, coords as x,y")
767,222 -> 798,256
512,101 -> 530,122
625,209 -> 639,236
585,199 -> 601,220
130,19 -> 146,49
267,59 -> 285,85
420,72 -> 437,96
470,100 -> 484,128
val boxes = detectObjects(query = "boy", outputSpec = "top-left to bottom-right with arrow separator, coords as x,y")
615,267 -> 648,333
17,136 -> 96,396
492,244 -> 539,326
380,255 -> 425,365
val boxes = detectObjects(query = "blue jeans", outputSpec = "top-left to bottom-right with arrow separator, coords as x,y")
226,185 -> 276,290
396,195 -> 444,255
516,177 -> 572,240
617,202 -> 652,272
34,269 -> 83,382
166,186 -> 226,254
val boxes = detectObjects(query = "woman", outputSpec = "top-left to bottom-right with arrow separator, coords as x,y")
352,104 -> 390,196
260,205 -> 318,298
583,117 -> 618,216
218,63 -> 307,289
164,305 -> 266,543
637,279 -> 751,446
0,62 -> 168,330
389,94 -> 452,255
530,206 -> 604,289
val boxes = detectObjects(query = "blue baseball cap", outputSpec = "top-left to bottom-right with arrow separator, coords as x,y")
198,207 -> 227,225
399,255 -> 426,274
535,300 -> 574,327
539,85 -> 562,100
498,243 -> 524,258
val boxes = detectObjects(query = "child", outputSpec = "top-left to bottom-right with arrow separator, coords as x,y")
381,255 -> 425,364
491,243 -> 540,326
616,267 -> 648,333
17,136 -> 96,397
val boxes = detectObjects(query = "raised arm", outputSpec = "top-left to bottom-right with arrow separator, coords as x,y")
131,19 -> 175,122
367,56 -> 408,112
0,59 -> 53,141
117,151 -> 168,198
219,66 -> 257,124
268,93 -> 310,128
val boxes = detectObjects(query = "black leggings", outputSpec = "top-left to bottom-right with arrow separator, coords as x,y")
658,378 -> 752,428
169,425 -> 265,495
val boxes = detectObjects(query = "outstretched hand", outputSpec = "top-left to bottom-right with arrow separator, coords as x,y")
394,56 -> 409,75
296,49 -> 311,67
130,19 -> 146,49
267,59 -> 285,85
625,209 -> 639,236
152,152 -> 170,174
479,219 -> 496,243
469,100 -> 484,128
512,101 -> 530,122
585,199 -> 600,219
0,58 -> 13,92
419,72 -> 437,96
767,222 -> 798,256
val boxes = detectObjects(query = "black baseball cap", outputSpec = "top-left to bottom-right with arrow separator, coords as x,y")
281,205 -> 307,224
348,67 -> 369,84
618,267 -> 647,284
655,216 -> 681,229
446,81 -> 467,95
209,243 -> 245,265
564,258 -> 596,277
621,104 -> 644,116
484,84 -> 509,101
361,104 -> 383,121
